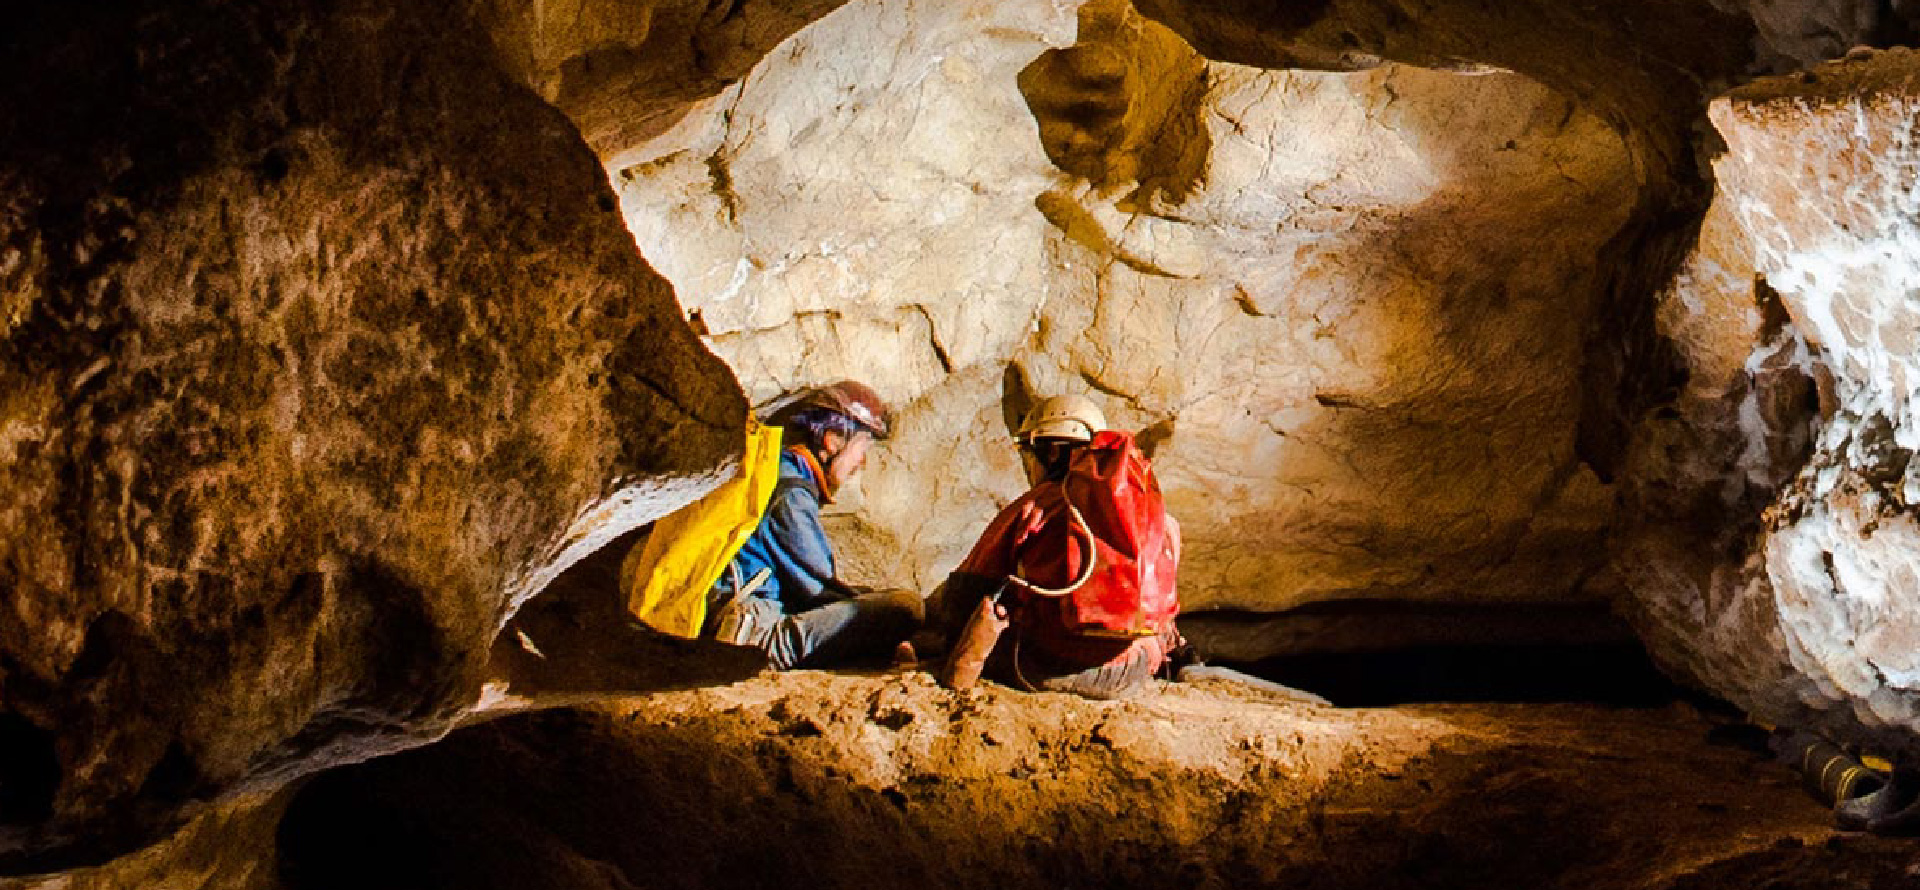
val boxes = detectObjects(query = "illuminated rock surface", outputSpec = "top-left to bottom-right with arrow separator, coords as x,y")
617,0 -> 1637,619
270,674 -> 1913,890
11,672 -> 1919,889
1619,49 -> 1920,758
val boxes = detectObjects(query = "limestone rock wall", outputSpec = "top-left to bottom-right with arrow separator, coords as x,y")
1609,189 -> 1820,731
1618,50 -> 1920,757
1025,0 -> 1920,758
617,0 -> 1639,615
469,0 -> 850,161
1130,0 -> 1754,213
0,0 -> 745,871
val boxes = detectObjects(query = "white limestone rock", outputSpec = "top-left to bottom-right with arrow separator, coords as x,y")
616,0 -> 1638,621
1620,50 -> 1920,754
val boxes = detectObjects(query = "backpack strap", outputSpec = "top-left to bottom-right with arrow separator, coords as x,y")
771,445 -> 827,506
1007,501 -> 1098,598
712,474 -> 815,605
770,475 -> 812,504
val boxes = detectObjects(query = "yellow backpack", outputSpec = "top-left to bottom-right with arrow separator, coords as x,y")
621,415 -> 786,637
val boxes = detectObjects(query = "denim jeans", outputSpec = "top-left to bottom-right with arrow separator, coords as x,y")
733,589 -> 923,670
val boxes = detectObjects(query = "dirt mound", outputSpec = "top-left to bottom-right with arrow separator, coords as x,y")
277,669 -> 1920,890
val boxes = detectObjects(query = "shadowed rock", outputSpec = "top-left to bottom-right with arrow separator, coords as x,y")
0,0 -> 749,871
272,673 -> 1914,890
481,527 -> 767,711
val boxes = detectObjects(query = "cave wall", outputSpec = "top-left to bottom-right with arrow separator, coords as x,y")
13,0 -> 1920,879
616,0 -> 1639,617
467,0 -> 851,160
1619,48 -> 1920,757
609,0 -> 1920,759
989,0 -> 1920,760
1112,0 -> 1920,756
0,0 -> 751,872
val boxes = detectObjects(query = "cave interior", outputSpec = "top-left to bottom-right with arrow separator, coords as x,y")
7,0 -> 1920,887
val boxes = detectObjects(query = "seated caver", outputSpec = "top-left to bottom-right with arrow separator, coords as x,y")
936,395 -> 1183,700
705,381 -> 923,670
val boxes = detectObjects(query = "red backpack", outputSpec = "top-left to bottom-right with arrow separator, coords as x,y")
1009,430 -> 1179,638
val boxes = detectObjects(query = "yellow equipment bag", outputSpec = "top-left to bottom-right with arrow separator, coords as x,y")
621,415 -> 786,637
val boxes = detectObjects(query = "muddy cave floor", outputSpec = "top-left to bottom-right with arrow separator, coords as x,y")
265,665 -> 1920,890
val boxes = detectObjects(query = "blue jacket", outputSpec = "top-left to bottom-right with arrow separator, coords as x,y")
717,448 -> 844,613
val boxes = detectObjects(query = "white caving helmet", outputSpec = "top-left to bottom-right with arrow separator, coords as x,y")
1017,394 -> 1107,444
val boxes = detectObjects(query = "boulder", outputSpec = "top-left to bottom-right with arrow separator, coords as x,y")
0,0 -> 744,870
1619,49 -> 1920,757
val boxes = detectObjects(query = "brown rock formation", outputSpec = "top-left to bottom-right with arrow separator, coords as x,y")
266,673 -> 1916,890
1,795 -> 286,890
1019,0 -> 1211,207
470,0 -> 850,161
0,0 -> 753,871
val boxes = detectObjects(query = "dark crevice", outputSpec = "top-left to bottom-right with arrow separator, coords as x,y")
277,770 -> 435,890
1866,0 -> 1920,50
135,743 -> 204,803
63,610 -> 137,684
1000,362 -> 1036,440
1218,641 -> 1695,708
1574,203 -> 1702,485
0,714 -> 61,827
1184,602 -> 1699,708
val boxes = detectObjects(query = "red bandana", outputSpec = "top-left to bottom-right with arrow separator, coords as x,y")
789,444 -> 835,504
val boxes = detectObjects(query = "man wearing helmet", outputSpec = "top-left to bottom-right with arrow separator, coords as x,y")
932,394 -> 1185,699
706,380 -> 923,669
1011,394 -> 1109,489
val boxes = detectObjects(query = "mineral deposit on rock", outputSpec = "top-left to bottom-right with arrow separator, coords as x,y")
1618,49 -> 1920,759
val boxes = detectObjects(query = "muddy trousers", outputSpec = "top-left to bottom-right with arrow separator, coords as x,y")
995,625 -> 1182,701
933,572 -> 1177,700
726,589 -> 923,671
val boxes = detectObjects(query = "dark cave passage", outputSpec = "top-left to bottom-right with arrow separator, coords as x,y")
1220,641 -> 1692,708
0,713 -> 60,827
1182,602 -> 1697,708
